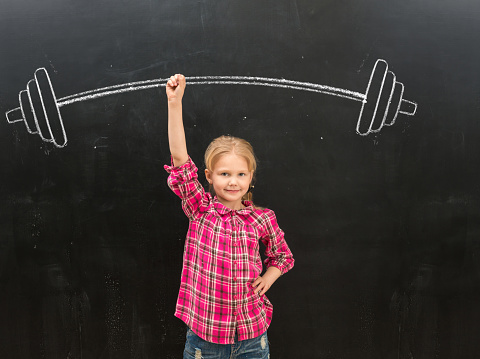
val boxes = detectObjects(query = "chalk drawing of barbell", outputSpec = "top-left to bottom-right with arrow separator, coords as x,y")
5,59 -> 417,148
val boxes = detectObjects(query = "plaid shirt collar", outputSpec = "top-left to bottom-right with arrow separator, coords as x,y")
212,196 -> 254,215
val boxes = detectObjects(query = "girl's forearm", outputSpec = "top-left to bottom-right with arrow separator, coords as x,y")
166,74 -> 188,166
264,266 -> 282,282
168,100 -> 188,166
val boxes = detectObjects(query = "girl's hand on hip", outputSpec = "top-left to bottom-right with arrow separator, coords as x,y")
252,267 -> 282,296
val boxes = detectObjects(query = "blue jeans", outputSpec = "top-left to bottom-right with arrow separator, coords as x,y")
183,328 -> 270,359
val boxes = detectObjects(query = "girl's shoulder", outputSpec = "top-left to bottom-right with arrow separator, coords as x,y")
248,205 -> 277,224
254,206 -> 273,215
243,202 -> 268,215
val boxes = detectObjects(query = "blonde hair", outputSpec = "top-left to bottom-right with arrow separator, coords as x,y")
204,135 -> 257,203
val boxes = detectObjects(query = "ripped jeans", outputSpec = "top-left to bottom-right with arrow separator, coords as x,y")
183,328 -> 270,359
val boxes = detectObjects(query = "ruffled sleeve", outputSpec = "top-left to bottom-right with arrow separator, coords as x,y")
164,157 -> 209,219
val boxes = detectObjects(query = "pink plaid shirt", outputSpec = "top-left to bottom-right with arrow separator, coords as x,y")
164,157 -> 294,344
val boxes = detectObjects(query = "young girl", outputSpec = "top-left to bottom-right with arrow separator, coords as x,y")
164,74 -> 294,359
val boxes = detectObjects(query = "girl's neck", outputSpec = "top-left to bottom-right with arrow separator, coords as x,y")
217,197 -> 245,211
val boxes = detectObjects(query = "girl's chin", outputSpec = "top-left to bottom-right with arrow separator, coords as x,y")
219,192 -> 245,204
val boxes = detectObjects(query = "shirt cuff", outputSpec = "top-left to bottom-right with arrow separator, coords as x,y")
164,156 -> 193,172
266,258 -> 294,276
164,156 -> 198,184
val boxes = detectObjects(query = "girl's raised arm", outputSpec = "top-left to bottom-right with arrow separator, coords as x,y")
166,74 -> 188,167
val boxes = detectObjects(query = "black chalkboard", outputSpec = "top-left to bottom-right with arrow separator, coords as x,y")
1,0 -> 480,358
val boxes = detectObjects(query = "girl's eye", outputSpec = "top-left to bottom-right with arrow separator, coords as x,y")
221,173 -> 228,176
239,173 -> 246,176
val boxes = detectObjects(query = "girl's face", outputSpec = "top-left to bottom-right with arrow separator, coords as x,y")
205,153 -> 253,210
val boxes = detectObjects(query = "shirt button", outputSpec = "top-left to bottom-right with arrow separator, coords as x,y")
233,312 -> 237,316
233,277 -> 237,282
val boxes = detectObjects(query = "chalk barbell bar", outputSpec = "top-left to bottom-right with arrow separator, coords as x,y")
5,59 -> 417,148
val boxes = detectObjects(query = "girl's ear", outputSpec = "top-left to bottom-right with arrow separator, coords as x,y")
205,169 -> 212,184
